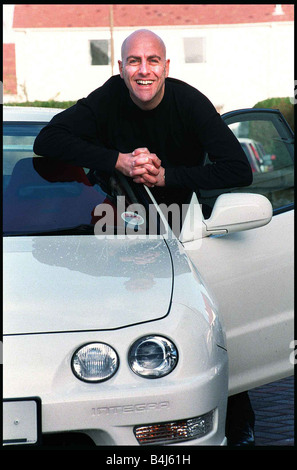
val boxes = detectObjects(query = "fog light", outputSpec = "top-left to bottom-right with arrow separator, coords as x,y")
134,410 -> 214,445
72,342 -> 119,383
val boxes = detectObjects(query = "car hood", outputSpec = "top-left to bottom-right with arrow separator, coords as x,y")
3,235 -> 173,334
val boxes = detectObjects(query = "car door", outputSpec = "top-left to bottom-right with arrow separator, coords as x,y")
183,109 -> 294,396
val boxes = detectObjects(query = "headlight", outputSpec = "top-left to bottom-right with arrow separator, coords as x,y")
72,342 -> 119,383
128,336 -> 178,379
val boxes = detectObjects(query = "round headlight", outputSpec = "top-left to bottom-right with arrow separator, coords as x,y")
128,336 -> 178,379
72,342 -> 119,383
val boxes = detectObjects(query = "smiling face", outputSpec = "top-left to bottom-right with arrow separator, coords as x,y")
118,30 -> 170,111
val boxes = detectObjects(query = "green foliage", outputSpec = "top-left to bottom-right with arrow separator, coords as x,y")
5,100 -> 76,109
253,97 -> 294,132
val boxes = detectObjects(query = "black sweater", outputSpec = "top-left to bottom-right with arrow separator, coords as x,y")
34,75 -> 252,193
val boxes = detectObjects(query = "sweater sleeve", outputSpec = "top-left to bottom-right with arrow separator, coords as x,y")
164,96 -> 253,191
33,98 -> 119,173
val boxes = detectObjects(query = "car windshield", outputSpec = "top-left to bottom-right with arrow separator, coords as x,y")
3,121 -> 161,237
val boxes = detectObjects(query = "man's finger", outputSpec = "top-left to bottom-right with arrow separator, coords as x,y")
131,162 -> 160,177
132,155 -> 150,166
133,176 -> 155,187
132,149 -> 161,168
137,172 -> 158,184
132,147 -> 149,156
148,154 -> 161,168
130,166 -> 149,177
143,163 -> 160,175
133,155 -> 161,169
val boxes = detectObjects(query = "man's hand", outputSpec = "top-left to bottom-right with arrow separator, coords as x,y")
115,148 -> 165,187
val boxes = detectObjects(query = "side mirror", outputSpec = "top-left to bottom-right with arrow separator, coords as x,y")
204,193 -> 273,235
180,192 -> 272,243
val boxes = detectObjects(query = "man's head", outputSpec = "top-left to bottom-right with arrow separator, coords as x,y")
118,29 -> 170,111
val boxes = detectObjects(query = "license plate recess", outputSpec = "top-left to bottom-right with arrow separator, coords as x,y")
3,397 -> 42,446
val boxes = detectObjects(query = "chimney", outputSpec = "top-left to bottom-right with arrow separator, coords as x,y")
273,5 -> 284,15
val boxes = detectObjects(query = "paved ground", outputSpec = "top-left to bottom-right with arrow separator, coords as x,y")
249,375 -> 294,446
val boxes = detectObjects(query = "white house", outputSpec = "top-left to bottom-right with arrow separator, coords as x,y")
3,4 -> 294,112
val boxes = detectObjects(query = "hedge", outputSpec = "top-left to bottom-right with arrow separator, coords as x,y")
253,97 -> 294,132
5,100 -> 76,109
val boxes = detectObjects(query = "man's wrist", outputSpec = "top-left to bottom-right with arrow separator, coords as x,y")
115,152 -> 131,176
115,152 -> 122,171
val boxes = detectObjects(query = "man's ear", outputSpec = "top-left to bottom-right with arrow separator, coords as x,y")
118,60 -> 123,78
165,59 -> 170,78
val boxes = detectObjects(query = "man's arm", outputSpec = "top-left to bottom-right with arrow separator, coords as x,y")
168,112 -> 253,191
33,102 -> 119,174
34,103 -> 164,186
161,85 -> 253,191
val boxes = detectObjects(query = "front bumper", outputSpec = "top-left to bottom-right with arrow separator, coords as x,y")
3,305 -> 228,446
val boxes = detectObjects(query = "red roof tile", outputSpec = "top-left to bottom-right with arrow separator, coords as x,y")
112,4 -> 294,27
13,4 -> 110,28
13,4 -> 294,28
3,44 -> 17,95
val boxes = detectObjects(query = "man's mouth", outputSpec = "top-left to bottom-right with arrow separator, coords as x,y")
136,80 -> 154,86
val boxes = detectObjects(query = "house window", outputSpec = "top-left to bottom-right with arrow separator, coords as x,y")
183,37 -> 206,63
90,40 -> 110,65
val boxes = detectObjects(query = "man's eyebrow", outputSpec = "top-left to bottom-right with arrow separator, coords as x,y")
126,55 -> 162,61
148,55 -> 162,61
126,55 -> 140,61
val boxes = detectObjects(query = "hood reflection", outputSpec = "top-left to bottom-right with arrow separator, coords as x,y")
32,236 -> 172,292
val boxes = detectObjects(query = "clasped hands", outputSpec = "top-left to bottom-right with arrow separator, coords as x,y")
115,148 -> 165,188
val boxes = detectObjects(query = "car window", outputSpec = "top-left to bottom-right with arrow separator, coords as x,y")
199,110 -> 294,216
3,122 -> 158,236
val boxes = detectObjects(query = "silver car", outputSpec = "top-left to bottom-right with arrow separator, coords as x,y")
3,106 -> 294,447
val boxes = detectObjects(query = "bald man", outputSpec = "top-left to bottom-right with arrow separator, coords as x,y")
34,29 -> 252,201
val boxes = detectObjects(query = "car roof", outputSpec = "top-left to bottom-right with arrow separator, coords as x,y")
3,106 -> 63,122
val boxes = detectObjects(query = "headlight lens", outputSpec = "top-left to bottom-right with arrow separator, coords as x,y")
128,336 -> 178,378
72,342 -> 119,383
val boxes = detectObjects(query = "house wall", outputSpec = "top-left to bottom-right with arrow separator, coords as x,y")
10,22 -> 294,112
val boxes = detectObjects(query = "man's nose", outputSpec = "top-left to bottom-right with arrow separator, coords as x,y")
139,60 -> 149,74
